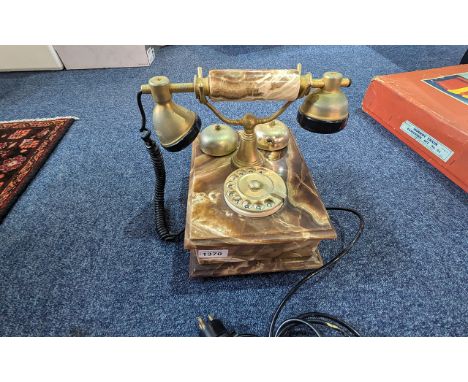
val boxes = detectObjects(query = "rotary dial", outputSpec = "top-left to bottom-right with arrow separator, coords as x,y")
224,166 -> 287,217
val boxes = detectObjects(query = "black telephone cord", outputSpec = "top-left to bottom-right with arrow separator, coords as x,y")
137,91 -> 183,241
267,207 -> 364,337
200,207 -> 364,337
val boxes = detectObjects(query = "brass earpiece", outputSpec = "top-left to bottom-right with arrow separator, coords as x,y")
297,72 -> 350,134
149,76 -> 200,152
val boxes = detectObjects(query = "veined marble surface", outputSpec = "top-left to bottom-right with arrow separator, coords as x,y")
208,69 -> 300,101
185,128 -> 336,248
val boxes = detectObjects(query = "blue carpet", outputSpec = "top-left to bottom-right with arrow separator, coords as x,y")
0,46 -> 467,336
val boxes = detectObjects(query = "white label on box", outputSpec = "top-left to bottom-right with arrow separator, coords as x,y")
197,249 -> 228,258
400,120 -> 454,162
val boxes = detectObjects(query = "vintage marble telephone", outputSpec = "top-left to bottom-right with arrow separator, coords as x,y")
138,64 -> 352,277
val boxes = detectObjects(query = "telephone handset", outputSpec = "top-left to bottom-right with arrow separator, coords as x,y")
138,64 -> 352,277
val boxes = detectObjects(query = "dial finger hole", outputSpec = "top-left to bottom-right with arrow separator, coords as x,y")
265,198 -> 274,208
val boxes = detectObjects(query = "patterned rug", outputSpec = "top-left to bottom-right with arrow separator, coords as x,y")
0,117 -> 76,223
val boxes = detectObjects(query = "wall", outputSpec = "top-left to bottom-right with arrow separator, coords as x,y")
0,45 -> 63,72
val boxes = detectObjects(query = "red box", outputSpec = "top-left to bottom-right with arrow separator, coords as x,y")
362,65 -> 468,192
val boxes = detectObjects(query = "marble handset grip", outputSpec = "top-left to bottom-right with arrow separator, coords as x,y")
208,69 -> 301,102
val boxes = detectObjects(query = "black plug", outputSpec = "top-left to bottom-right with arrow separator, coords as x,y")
197,315 -> 235,337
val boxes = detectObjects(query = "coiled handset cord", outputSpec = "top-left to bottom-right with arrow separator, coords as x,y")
137,91 -> 183,241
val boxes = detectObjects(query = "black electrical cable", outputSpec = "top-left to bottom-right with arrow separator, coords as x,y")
137,91 -> 184,241
266,207 -> 365,337
206,208 -> 364,337
236,207 -> 364,337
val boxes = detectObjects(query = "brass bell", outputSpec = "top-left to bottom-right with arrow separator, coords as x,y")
255,119 -> 290,152
200,124 -> 238,157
